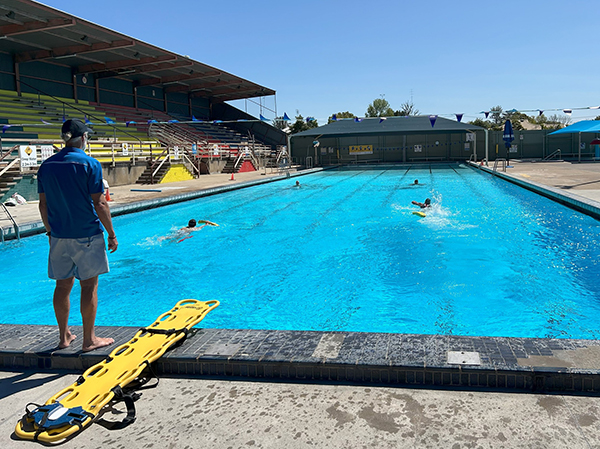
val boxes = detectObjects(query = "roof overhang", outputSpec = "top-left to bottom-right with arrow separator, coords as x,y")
0,0 -> 275,102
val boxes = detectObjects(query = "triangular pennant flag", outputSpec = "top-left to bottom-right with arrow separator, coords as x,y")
85,116 -> 91,124
62,115 -> 66,123
455,113 -> 463,122
41,119 -> 52,125
590,106 -> 600,110
354,117 -> 362,122
104,117 -> 115,124
2,124 -> 11,133
126,121 -> 136,127
147,119 -> 158,124
563,109 -> 572,115
538,110 -> 544,116
484,111 -> 490,119
508,109 -> 518,113
213,120 -> 223,124
379,117 -> 387,123
168,120 -> 179,123
192,116 -> 199,121
429,115 -> 437,127
283,113 -> 291,121
260,114 -> 268,121
331,114 -> 337,121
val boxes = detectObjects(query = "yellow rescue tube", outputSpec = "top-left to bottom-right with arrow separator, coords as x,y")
412,211 -> 426,218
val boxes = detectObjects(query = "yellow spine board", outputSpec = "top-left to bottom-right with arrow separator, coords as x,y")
15,299 -> 219,443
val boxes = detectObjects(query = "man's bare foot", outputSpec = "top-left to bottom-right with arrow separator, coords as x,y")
58,332 -> 76,349
82,336 -> 114,353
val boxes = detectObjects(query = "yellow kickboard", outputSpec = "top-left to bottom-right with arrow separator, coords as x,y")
15,299 -> 219,443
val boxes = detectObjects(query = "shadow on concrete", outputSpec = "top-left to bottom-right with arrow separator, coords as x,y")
0,370 -> 65,401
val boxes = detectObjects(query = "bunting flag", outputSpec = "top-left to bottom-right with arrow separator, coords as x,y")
147,119 -> 158,124
455,113 -> 463,122
2,124 -> 11,133
306,117 -> 316,123
354,117 -> 362,122
484,111 -> 490,119
259,114 -> 268,122
590,106 -> 600,110
538,110 -> 544,116
213,120 -> 223,124
331,114 -> 337,121
85,116 -> 92,124
379,117 -> 387,123
283,113 -> 291,121
167,119 -> 179,123
125,121 -> 136,127
104,117 -> 115,124
192,116 -> 199,121
41,119 -> 52,125
62,115 -> 66,123
563,109 -> 572,116
429,115 -> 438,128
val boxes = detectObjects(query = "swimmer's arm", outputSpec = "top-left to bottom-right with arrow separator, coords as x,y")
91,192 -> 118,252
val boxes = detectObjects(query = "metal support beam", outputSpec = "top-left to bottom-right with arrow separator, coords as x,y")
0,17 -> 75,37
76,54 -> 176,74
15,39 -> 135,63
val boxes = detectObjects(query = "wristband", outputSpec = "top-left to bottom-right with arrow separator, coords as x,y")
108,236 -> 117,239
46,232 -> 51,236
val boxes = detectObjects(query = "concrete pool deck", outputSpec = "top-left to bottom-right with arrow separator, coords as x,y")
3,161 -> 600,447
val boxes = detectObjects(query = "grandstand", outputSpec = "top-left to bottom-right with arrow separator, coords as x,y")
0,0 -> 286,201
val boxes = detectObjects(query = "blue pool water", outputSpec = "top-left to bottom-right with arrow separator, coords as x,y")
2,164 -> 600,339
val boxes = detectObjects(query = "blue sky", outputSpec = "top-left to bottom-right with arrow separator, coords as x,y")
42,0 -> 600,125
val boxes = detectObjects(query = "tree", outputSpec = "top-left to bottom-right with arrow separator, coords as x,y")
545,114 -> 571,130
289,113 -> 318,134
394,101 -> 420,116
468,118 -> 492,129
272,116 -> 289,130
366,97 -> 394,117
328,111 -> 355,124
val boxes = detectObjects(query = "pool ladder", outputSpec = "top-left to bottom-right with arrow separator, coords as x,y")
493,158 -> 507,172
0,203 -> 20,243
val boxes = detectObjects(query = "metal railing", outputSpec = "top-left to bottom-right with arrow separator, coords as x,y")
1,203 -> 20,242
543,149 -> 561,161
493,158 -> 506,172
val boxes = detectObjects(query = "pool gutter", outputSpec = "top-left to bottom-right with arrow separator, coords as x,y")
2,324 -> 600,394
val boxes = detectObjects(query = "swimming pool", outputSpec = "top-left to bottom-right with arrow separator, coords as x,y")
2,164 -> 600,339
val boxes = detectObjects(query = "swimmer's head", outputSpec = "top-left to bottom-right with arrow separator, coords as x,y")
414,179 -> 418,184
425,198 -> 431,205
295,180 -> 300,186
188,219 -> 197,228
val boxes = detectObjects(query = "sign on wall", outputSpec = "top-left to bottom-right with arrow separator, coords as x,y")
349,145 -> 373,155
121,143 -> 129,156
413,145 -> 422,153
40,145 -> 54,162
19,145 -> 38,168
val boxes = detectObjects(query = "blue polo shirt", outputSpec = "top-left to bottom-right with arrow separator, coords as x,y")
37,147 -> 105,239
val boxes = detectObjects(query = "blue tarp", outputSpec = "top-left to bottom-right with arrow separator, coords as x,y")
549,120 -> 600,135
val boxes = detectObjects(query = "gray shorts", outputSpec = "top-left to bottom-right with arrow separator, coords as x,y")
48,234 -> 109,281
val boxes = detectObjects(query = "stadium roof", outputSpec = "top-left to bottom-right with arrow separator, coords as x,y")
0,0 -> 275,102
291,116 -> 484,138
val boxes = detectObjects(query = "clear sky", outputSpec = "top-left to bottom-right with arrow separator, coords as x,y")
41,0 -> 600,125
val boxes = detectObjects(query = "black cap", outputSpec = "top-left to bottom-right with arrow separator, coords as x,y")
61,119 -> 92,139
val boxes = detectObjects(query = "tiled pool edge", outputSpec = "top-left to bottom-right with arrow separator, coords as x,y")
0,168 -> 325,240
467,161 -> 600,219
2,324 -> 600,394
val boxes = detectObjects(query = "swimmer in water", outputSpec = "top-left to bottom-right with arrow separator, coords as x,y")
411,198 -> 431,209
295,180 -> 301,187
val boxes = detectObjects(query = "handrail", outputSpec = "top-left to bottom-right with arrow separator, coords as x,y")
182,151 -> 199,176
1,203 -> 20,241
543,149 -> 561,161
0,157 -> 20,177
493,158 -> 506,172
152,153 -> 170,181
0,145 -> 17,163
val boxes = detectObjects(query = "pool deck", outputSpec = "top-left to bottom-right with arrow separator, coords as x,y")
3,162 -> 600,447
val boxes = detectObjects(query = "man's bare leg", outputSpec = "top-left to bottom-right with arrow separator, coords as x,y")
53,277 -> 77,349
80,276 -> 114,352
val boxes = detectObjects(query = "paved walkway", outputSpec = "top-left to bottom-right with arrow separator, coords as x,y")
2,369 -> 599,448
